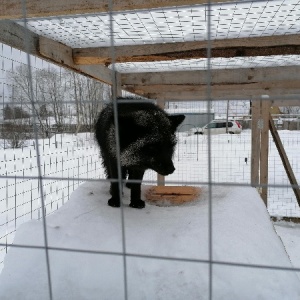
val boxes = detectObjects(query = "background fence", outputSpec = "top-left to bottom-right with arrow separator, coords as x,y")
0,45 -> 107,268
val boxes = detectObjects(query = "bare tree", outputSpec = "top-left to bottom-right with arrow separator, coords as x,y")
69,72 -> 109,132
8,65 -> 109,136
280,106 -> 300,115
8,65 -> 50,137
1,120 -> 31,149
8,65 -> 69,136
35,68 -> 68,133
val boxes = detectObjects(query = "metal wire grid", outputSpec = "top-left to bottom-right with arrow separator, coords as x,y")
0,46 -> 104,269
167,100 -> 300,218
0,135 -> 102,261
15,0 -> 300,48
12,0 -> 300,73
174,121 -> 300,218
268,130 -> 300,217
0,0 -> 300,300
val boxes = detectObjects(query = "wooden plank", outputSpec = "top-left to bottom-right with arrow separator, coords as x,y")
272,216 -> 300,224
39,36 -> 114,85
142,91 -> 300,102
0,20 -> 114,85
251,100 -> 260,187
111,71 -> 122,98
0,0 -> 235,19
157,100 -> 166,186
0,20 -> 39,55
125,81 -> 300,101
122,66 -> 300,86
260,98 -> 270,205
269,115 -> 300,206
74,42 -> 300,65
74,35 -> 300,65
271,99 -> 300,107
126,81 -> 300,93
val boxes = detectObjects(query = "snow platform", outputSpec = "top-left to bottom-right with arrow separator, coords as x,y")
0,181 -> 299,300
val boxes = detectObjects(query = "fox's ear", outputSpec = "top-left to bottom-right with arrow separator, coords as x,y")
168,114 -> 185,132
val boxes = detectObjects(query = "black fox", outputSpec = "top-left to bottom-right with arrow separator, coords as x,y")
95,99 -> 185,209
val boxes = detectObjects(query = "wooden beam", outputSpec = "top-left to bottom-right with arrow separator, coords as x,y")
122,66 -> 300,86
0,21 -> 114,85
251,100 -> 260,187
272,216 -> 300,223
260,99 -> 270,205
124,81 -> 300,101
0,20 -> 39,55
39,36 -> 113,85
269,115 -> 300,206
111,71 -> 122,98
250,97 -> 270,206
156,100 -> 166,186
139,91 -> 300,101
0,0 -> 233,19
271,99 -> 300,107
74,35 -> 300,65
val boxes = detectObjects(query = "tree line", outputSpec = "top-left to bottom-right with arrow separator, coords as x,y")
2,65 -> 111,147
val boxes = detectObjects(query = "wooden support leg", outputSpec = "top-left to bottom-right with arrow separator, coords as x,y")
157,99 -> 166,186
251,100 -> 260,187
269,115 -> 300,206
112,71 -> 122,98
251,97 -> 270,206
260,98 -> 270,206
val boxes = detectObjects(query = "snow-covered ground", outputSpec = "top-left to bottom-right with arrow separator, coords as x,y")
0,129 -> 300,298
0,181 -> 299,299
274,221 -> 300,270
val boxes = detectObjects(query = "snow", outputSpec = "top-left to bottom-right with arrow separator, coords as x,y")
274,222 -> 300,271
0,180 -> 300,299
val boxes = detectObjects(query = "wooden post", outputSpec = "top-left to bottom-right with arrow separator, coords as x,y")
157,99 -> 165,186
251,99 -> 260,187
260,97 -> 270,205
112,71 -> 122,98
251,96 -> 270,206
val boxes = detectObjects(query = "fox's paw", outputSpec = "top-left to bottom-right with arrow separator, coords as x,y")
129,199 -> 145,209
108,198 -> 120,207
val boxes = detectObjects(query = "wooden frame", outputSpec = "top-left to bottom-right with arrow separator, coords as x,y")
74,34 -> 300,65
251,98 -> 300,206
251,98 -> 269,204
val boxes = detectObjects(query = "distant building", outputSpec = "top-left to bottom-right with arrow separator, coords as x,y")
165,100 -> 251,132
166,105 -> 214,132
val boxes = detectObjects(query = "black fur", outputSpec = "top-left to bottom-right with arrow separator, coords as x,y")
95,99 -> 185,208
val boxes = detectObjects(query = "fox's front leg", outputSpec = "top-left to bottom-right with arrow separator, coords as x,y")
107,162 -> 121,207
128,169 -> 145,209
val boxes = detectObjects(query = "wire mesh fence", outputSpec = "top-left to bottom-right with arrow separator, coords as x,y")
0,0 -> 300,299
174,113 -> 300,218
0,44 -> 108,267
